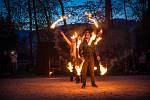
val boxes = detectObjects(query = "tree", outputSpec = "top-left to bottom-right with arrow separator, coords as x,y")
105,0 -> 112,28
28,0 -> 33,67
3,0 -> 12,22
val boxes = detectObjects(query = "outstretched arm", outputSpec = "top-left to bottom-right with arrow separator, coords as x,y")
95,45 -> 100,61
60,31 -> 71,46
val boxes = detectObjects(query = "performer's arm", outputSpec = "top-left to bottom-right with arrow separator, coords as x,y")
95,45 -> 100,61
79,42 -> 83,59
60,31 -> 71,46
81,35 -> 85,41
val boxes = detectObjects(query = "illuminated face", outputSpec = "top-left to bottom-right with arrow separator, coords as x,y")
85,32 -> 91,39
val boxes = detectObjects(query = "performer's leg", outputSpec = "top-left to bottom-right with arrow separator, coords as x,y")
81,60 -> 88,88
89,57 -> 95,84
89,57 -> 98,87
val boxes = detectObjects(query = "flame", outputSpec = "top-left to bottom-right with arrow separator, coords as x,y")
71,34 -> 77,39
94,66 -> 97,70
49,71 -> 53,77
75,60 -> 85,76
89,18 -> 98,28
85,12 -> 98,28
77,39 -> 81,48
67,62 -> 73,72
88,32 -> 96,46
94,37 -> 102,45
99,62 -> 107,75
100,29 -> 103,33
50,16 -> 67,29
71,32 -> 78,39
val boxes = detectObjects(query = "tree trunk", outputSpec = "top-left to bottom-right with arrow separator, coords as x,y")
3,0 -> 12,22
28,0 -> 33,68
123,0 -> 128,21
33,0 -> 40,41
38,0 -> 50,30
32,0 -> 40,68
105,0 -> 112,29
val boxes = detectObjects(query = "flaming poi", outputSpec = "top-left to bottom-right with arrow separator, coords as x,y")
75,60 -> 85,76
94,66 -> 97,70
99,62 -> 107,75
94,37 -> 102,45
50,14 -> 71,29
67,62 -> 73,72
85,12 -> 98,28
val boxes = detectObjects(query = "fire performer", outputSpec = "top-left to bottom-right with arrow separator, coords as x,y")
79,30 -> 100,88
60,31 -> 80,83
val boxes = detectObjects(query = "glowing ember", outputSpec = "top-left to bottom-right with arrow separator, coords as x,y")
67,62 -> 73,72
88,32 -> 96,46
99,63 -> 107,75
50,16 -> 67,29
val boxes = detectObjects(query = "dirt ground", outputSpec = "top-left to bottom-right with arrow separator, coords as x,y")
0,75 -> 150,100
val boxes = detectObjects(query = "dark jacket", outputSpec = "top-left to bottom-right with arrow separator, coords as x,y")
79,39 -> 99,58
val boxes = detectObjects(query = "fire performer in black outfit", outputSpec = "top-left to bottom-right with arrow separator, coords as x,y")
79,30 -> 100,88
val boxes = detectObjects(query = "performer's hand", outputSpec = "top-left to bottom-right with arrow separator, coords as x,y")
97,56 -> 100,61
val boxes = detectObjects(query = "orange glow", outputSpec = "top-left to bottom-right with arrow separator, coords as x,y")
99,63 -> 107,75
